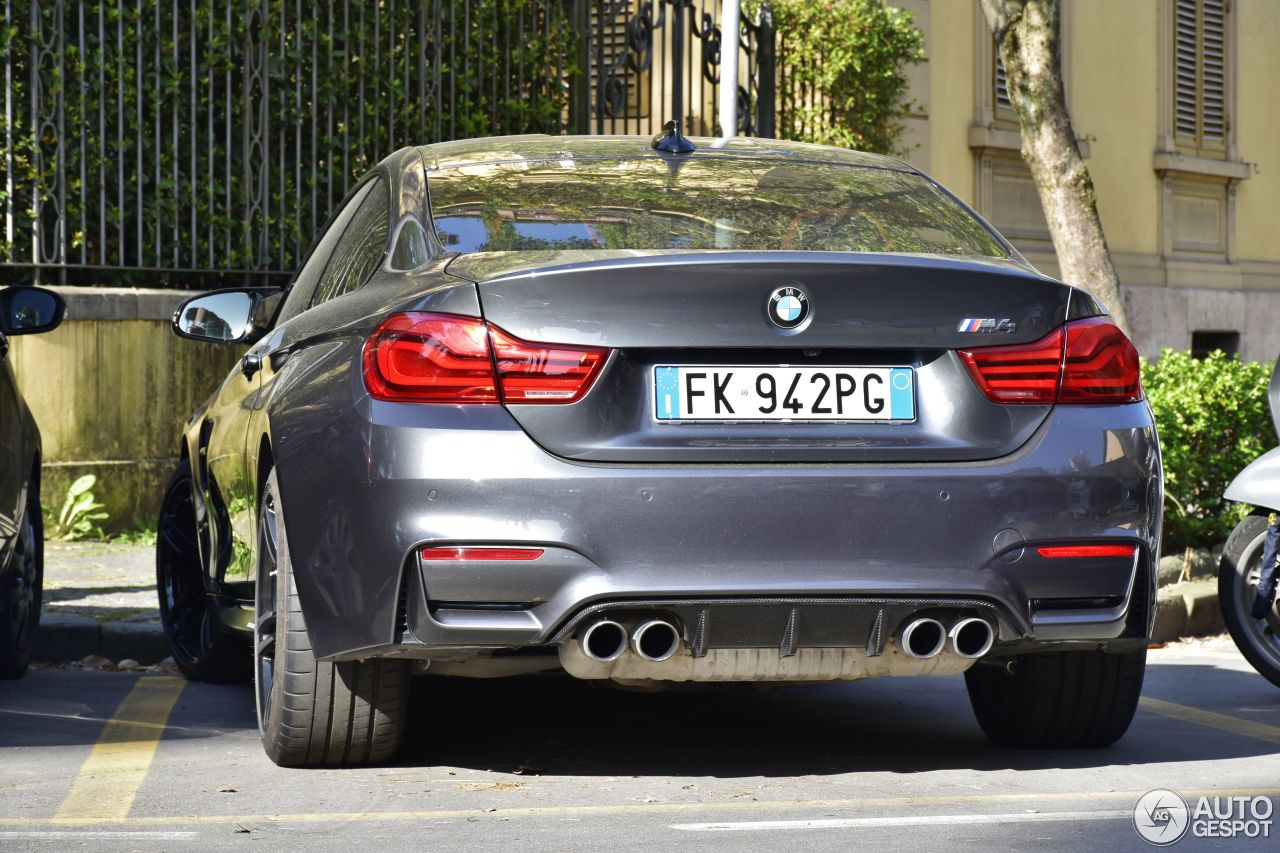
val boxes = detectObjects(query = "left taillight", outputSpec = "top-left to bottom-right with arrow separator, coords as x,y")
363,312 -> 499,403
363,311 -> 609,405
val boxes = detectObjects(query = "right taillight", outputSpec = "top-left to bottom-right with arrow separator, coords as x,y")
363,311 -> 610,405
1057,317 -> 1142,403
960,317 -> 1142,405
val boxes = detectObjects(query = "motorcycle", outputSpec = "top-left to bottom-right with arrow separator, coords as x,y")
1220,354 -> 1280,688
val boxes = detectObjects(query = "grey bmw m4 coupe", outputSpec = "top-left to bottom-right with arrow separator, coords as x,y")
159,130 -> 1162,767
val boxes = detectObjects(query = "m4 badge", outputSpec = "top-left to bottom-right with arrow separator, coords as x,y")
957,318 -> 1018,333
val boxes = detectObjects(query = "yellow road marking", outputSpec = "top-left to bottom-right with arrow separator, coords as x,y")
51,676 -> 185,823
1139,697 -> 1280,746
5,786 -> 1277,828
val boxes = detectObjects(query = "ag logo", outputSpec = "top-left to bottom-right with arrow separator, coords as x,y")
1133,788 -> 1190,846
767,286 -> 810,331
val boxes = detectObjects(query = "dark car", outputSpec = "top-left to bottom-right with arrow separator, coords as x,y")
0,286 -> 66,678
159,133 -> 1162,767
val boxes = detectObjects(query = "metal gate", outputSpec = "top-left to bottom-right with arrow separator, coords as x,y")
1,0 -> 775,286
571,0 -> 774,138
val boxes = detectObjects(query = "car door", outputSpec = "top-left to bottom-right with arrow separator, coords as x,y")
0,342 -> 22,562
201,175 -> 384,591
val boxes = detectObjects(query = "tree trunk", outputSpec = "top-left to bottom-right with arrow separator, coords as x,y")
979,0 -> 1129,335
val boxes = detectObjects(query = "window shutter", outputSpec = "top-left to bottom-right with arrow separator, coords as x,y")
994,49 -> 1013,114
1174,0 -> 1228,151
1201,0 -> 1227,143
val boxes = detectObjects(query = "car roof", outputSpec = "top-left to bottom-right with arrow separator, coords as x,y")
413,134 -> 915,174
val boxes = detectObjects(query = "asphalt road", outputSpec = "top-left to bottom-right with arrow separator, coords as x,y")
1,636 -> 1278,852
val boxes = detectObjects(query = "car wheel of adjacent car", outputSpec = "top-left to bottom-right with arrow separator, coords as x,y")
156,463 -> 247,683
1219,513 -> 1280,689
255,469 -> 410,767
0,486 -> 43,679
964,648 -> 1146,748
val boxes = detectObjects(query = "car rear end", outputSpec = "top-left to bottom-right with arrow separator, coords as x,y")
272,139 -> 1161,754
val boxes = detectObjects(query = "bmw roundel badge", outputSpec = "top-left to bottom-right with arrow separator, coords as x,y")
767,286 -> 810,330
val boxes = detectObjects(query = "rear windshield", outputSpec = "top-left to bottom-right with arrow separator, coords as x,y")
427,156 -> 1007,258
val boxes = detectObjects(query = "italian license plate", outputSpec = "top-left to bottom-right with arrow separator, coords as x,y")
652,365 -> 915,422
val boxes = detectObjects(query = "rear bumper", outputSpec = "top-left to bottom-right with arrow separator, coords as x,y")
275,400 -> 1161,661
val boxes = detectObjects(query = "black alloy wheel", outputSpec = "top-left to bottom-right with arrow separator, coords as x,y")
156,463 -> 247,682
0,488 -> 43,678
254,484 -> 279,730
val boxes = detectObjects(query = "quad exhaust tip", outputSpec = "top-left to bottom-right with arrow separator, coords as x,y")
948,617 -> 995,659
632,619 -> 681,662
581,620 -> 628,662
900,617 -> 947,659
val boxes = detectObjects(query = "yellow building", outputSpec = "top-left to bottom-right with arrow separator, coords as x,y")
896,0 -> 1277,361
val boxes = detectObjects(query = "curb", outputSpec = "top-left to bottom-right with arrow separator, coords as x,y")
1152,579 -> 1226,644
33,612 -> 169,665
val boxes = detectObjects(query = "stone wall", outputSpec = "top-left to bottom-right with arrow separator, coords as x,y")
1124,284 -> 1280,364
8,288 -> 241,532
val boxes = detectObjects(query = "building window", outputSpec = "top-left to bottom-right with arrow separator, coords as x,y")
1190,330 -> 1239,359
1173,0 -> 1228,157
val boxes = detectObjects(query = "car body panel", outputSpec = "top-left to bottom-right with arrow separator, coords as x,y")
273,399 -> 1160,661
0,287 -> 63,585
440,252 -> 1074,464
0,355 -> 34,565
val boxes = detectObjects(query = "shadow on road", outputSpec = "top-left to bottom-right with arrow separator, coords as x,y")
396,660 -> 1280,778
3,655 -> 1277,778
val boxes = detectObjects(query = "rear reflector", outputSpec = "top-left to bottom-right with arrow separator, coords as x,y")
1036,545 -> 1137,559
959,317 -> 1142,405
363,312 -> 609,404
420,547 -> 544,561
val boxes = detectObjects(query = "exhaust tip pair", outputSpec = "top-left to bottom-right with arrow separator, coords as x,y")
580,619 -> 681,663
900,617 -> 994,660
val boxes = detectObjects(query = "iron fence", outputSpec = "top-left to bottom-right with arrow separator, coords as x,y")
1,0 -> 773,287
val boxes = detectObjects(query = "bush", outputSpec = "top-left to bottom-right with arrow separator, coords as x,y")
1143,349 -> 1277,551
749,0 -> 924,155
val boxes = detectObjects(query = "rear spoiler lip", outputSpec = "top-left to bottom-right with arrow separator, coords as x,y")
442,249 -> 1052,287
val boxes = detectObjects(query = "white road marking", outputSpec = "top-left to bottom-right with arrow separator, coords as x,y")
672,809 -> 1131,832
0,831 -> 198,840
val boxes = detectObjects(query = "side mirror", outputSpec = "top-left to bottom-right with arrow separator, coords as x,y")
0,286 -> 66,335
173,288 -> 281,344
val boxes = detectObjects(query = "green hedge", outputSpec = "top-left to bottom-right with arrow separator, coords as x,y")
1144,349 -> 1277,551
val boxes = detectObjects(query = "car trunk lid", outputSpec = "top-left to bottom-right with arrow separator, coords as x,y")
447,251 -> 1074,463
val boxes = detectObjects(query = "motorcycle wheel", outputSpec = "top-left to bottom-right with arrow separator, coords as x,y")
1219,513 -> 1280,688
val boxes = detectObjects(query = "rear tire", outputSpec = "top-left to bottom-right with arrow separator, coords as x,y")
1219,513 -> 1280,688
964,648 -> 1146,748
0,487 -> 42,679
255,469 -> 410,767
156,463 -> 248,683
